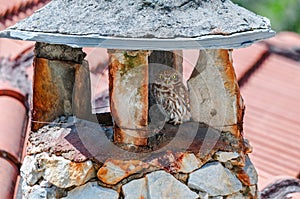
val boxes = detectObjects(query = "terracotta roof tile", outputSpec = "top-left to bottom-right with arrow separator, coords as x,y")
0,38 -> 34,59
233,32 -> 300,189
0,0 -> 50,30
0,2 -> 47,198
233,43 -> 268,80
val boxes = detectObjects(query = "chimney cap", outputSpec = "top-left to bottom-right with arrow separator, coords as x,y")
0,0 -> 275,50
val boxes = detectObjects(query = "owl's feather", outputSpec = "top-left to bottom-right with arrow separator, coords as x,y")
152,70 -> 191,125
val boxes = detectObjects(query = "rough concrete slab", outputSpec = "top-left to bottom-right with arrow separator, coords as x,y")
0,0 -> 274,49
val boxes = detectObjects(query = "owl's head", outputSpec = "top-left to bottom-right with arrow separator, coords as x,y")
155,69 -> 181,85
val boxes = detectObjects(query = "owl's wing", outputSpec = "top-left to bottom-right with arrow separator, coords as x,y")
176,84 -> 191,111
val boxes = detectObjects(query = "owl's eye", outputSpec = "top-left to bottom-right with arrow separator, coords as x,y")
172,75 -> 177,79
159,74 -> 163,79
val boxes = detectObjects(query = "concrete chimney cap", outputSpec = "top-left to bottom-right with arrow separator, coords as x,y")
0,0 -> 275,49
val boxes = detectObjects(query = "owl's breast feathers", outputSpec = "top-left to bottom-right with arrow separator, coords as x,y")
152,82 -> 191,125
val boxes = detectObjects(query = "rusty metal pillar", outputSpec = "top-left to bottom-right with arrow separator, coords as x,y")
108,50 -> 150,147
32,42 -> 91,131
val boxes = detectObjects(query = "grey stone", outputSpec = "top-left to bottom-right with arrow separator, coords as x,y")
209,196 -> 223,199
123,170 -> 200,199
226,192 -> 244,199
73,60 -> 94,121
35,42 -> 86,64
244,156 -> 258,185
0,0 -> 274,49
249,185 -> 258,198
187,50 -> 242,132
147,170 -> 199,199
199,191 -> 209,199
21,155 -> 43,186
39,180 -> 52,188
188,162 -> 243,196
22,181 -> 66,199
122,178 -> 148,199
62,182 -> 119,199
21,153 -> 96,189
214,151 -> 239,162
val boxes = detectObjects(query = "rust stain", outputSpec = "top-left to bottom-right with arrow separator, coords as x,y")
32,58 -> 77,131
231,153 -> 246,168
139,71 -> 148,127
97,158 -> 148,185
69,161 -> 94,183
148,151 -> 201,173
71,162 -> 85,172
109,58 -> 122,126
97,167 -> 108,176
223,125 -> 240,139
108,50 -> 149,147
155,151 -> 180,173
175,152 -> 185,163
32,58 -> 58,131
243,139 -> 253,155
217,49 -> 244,138
218,49 -> 238,93
237,169 -> 251,186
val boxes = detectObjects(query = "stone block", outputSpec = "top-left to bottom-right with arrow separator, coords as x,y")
188,162 -> 243,196
187,49 -> 244,138
97,159 -> 148,185
123,170 -> 198,199
147,170 -> 198,199
32,58 -> 92,131
236,156 -> 258,186
62,182 -> 119,199
122,178 -> 148,199
109,50 -> 150,146
32,43 -> 92,131
149,151 -> 202,173
21,153 -> 96,189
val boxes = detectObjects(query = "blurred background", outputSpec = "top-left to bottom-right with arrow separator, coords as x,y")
233,0 -> 300,33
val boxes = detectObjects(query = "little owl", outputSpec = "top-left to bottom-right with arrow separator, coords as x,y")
152,69 -> 191,125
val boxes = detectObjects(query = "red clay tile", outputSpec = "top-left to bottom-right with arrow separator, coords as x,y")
233,43 -> 268,80
0,159 -> 18,199
233,32 -> 300,189
267,32 -> 300,48
0,38 -> 34,59
0,0 -> 50,30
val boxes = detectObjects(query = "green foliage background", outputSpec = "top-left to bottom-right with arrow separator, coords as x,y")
232,0 -> 300,33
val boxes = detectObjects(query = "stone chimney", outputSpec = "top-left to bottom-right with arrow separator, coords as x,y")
0,0 -> 274,198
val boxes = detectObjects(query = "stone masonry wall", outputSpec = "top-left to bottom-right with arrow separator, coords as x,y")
21,117 -> 258,199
